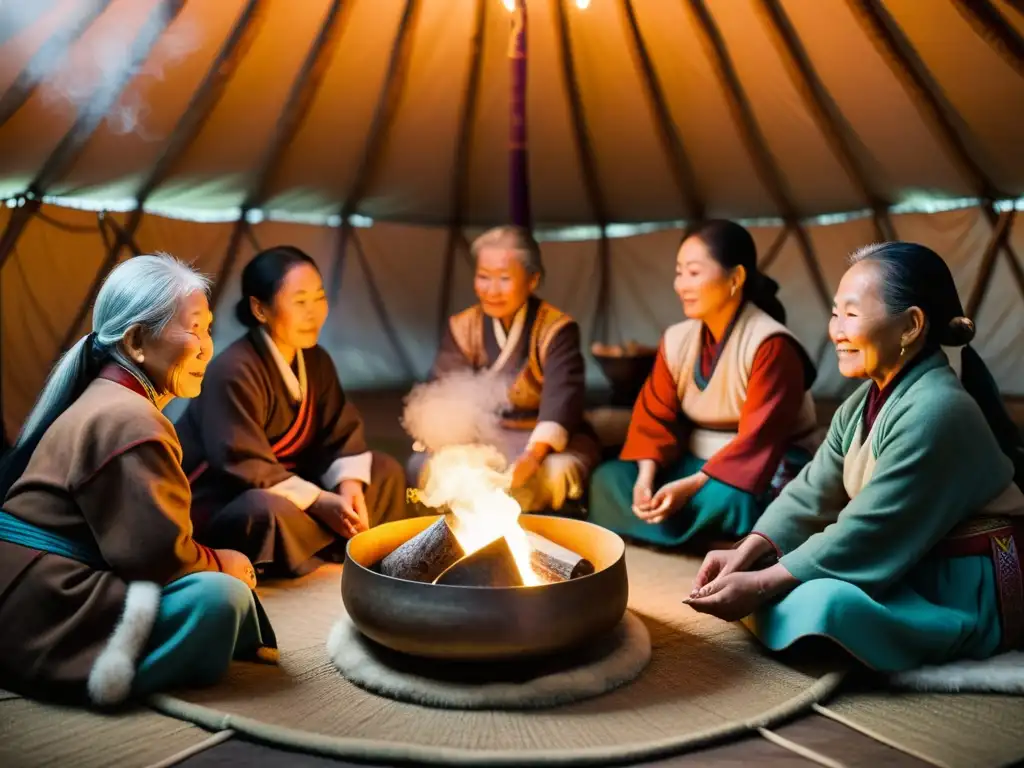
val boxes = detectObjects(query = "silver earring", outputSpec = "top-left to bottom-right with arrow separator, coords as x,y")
899,346 -> 905,358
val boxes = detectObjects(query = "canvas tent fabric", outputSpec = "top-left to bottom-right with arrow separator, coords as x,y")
0,0 -> 1022,442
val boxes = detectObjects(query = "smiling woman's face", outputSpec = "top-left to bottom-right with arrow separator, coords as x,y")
137,291 -> 214,398
254,262 -> 329,351
829,260 -> 906,381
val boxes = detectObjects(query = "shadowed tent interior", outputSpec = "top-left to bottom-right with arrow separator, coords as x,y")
1,0 -> 1024,443
2,5 -> 1024,766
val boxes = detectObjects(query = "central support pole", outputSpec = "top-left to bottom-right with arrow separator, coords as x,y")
509,0 -> 531,228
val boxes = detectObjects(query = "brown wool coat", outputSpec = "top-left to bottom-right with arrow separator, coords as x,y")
0,377 -> 220,704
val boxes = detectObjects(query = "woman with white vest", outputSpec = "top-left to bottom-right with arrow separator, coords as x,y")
588,220 -> 819,547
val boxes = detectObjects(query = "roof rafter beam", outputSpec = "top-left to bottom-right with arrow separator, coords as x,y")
0,0 -> 114,129
953,0 -> 1024,78
67,0 -> 268,349
438,0 -> 488,340
685,0 -> 832,322
966,208 -> 1014,317
0,0 -> 185,273
756,0 -> 889,230
211,0 -> 350,310
552,0 -> 614,341
621,0 -> 704,221
340,0 -> 421,217
553,0 -> 609,226
845,0 -> 1001,200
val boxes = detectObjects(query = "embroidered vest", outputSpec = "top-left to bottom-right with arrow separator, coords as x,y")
448,301 -> 573,423
662,303 -> 818,460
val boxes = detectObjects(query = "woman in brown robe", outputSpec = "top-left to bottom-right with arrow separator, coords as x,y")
176,246 -> 411,577
0,255 -> 275,707
409,226 -> 601,512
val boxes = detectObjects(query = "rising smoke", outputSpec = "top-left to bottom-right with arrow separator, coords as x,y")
6,0 -> 201,137
401,370 -> 511,455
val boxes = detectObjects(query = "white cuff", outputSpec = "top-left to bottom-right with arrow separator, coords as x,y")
527,421 -> 570,453
322,451 -> 373,489
267,475 -> 322,511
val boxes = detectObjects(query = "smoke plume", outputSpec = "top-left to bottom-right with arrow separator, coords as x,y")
7,1 -> 201,138
401,370 -> 510,454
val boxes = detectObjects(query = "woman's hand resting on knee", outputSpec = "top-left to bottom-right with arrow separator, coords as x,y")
216,549 -> 257,589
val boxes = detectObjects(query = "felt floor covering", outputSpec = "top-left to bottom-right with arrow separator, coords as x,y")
3,548 -> 1023,768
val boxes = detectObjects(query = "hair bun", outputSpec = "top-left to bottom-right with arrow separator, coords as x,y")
943,316 -> 975,346
235,296 -> 258,328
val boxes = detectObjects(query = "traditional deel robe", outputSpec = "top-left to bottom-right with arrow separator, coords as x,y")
176,329 -> 408,577
748,350 -> 1024,672
419,295 -> 601,511
588,302 -> 818,546
0,365 -> 276,706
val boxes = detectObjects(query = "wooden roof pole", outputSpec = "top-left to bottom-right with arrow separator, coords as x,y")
758,0 -> 891,241
327,0 -> 421,378
0,0 -> 114,129
686,0 -> 833,359
552,0 -> 614,342
437,0 -> 488,341
846,0 -> 1024,307
0,0 -> 186,273
622,0 -> 705,221
327,0 -> 420,299
210,0 -> 350,311
63,0 -> 267,349
952,0 -> 1024,78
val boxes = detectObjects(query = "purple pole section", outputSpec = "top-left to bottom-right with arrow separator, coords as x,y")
509,0 -> 531,229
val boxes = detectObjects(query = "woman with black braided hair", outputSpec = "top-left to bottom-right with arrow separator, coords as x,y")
688,242 -> 1024,672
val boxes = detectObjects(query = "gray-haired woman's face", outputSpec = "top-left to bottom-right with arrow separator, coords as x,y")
474,246 -> 539,323
829,260 -> 907,382
135,292 -> 213,398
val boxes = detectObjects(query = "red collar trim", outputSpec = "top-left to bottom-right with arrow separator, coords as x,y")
97,363 -> 150,401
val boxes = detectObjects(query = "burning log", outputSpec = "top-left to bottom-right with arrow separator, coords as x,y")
378,515 -> 466,583
433,536 -> 524,588
527,532 -> 595,584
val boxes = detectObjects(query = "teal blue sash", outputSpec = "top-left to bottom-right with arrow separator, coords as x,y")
0,509 -> 107,570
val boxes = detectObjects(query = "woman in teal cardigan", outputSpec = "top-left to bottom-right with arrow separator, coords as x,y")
685,241 -> 1024,672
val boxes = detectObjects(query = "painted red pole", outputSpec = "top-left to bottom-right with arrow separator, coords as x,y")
509,0 -> 531,229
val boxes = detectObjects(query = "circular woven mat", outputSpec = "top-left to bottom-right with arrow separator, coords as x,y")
326,607 -> 651,710
150,547 -> 847,765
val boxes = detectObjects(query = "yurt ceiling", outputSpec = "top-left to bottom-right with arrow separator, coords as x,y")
1,0 -> 1023,442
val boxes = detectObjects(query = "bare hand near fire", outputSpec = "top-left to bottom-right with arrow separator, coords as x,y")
684,571 -> 767,622
635,473 -> 707,525
309,491 -> 363,539
510,443 -> 550,489
338,479 -> 370,533
690,534 -> 774,595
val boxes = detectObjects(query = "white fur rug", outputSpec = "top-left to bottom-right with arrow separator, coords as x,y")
326,608 -> 652,710
888,651 -> 1024,694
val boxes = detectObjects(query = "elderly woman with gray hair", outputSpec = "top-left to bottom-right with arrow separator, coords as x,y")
0,255 -> 276,707
411,225 -> 601,512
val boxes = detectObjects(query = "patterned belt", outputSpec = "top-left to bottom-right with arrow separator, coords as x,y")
934,516 -> 1024,651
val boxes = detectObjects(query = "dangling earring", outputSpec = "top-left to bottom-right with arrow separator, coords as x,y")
899,346 -> 905,359
730,285 -> 736,297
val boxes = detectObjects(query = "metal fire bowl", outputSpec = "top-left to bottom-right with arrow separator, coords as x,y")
342,514 -> 628,661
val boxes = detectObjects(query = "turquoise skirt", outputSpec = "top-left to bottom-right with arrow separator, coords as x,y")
745,554 -> 1002,672
586,453 -> 772,546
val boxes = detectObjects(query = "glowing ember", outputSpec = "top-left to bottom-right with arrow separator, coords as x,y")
413,445 -> 542,586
